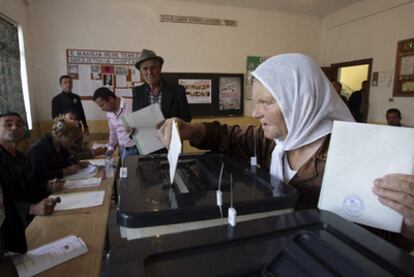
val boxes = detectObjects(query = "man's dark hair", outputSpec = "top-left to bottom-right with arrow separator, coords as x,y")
61,109 -> 79,118
386,108 -> 401,118
92,87 -> 116,101
59,75 -> 72,84
0,111 -> 24,121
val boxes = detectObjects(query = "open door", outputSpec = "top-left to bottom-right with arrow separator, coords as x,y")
330,59 -> 373,123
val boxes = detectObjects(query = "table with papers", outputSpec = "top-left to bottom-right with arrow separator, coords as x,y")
25,162 -> 117,277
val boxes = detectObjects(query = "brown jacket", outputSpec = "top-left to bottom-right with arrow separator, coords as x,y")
195,121 -> 414,251
194,121 -> 329,210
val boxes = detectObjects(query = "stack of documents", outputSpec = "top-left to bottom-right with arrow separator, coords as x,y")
64,177 -> 102,189
318,121 -> 414,232
62,164 -> 97,181
122,103 -> 165,155
92,143 -> 106,150
84,158 -> 106,167
52,190 -> 105,211
12,235 -> 88,277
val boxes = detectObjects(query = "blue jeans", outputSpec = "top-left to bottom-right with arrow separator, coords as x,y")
119,146 -> 139,164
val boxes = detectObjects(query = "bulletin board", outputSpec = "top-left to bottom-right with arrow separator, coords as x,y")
66,49 -> 142,99
393,38 -> 414,97
162,73 -> 244,116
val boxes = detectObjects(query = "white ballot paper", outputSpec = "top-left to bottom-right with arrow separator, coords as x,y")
318,121 -> 414,232
12,235 -> 88,277
84,158 -> 106,167
64,177 -> 102,189
53,190 -> 105,211
168,120 -> 182,184
122,103 -> 165,155
92,143 -> 106,150
62,164 -> 97,181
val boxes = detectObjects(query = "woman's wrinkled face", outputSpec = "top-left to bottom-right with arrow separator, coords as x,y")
252,80 -> 288,140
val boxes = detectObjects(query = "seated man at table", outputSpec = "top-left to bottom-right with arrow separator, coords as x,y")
0,112 -> 59,253
27,116 -> 88,196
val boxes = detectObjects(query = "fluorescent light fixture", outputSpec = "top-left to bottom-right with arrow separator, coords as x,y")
17,25 -> 33,129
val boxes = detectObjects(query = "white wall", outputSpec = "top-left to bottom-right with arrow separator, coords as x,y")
321,0 -> 414,125
26,0 -> 321,120
0,0 -> 36,122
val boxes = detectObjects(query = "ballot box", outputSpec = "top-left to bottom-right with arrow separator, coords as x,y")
117,153 -> 297,240
108,209 -> 414,277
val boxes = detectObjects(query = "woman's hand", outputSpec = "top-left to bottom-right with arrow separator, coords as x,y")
373,174 -> 414,241
157,117 -> 205,149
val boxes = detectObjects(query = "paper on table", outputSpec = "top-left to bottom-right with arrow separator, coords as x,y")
53,190 -> 105,211
168,120 -> 182,184
122,103 -> 165,155
64,177 -> 102,189
62,164 -> 97,181
92,143 -> 107,150
318,121 -> 414,233
12,235 -> 88,277
85,158 -> 106,167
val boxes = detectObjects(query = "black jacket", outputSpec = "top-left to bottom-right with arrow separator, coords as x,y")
26,135 -> 74,188
0,145 -> 44,253
132,80 -> 191,122
51,91 -> 88,128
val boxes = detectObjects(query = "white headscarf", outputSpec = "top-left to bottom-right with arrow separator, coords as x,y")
251,53 -> 354,183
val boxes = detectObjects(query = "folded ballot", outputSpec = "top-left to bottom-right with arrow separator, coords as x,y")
168,120 -> 182,184
12,235 -> 88,277
318,121 -> 414,233
122,103 -> 165,155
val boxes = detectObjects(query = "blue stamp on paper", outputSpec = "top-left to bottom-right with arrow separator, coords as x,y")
343,194 -> 364,217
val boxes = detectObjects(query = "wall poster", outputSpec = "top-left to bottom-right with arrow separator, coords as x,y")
219,77 -> 241,110
178,79 -> 212,104
66,49 -> 141,99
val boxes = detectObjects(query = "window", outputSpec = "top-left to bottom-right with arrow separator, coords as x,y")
0,14 -> 32,129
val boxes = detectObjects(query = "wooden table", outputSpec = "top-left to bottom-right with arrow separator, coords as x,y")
25,168 -> 115,277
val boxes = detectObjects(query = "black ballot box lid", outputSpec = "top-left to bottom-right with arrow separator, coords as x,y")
108,209 -> 414,277
117,153 -> 297,228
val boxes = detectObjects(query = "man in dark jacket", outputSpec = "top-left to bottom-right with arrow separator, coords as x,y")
348,80 -> 368,123
52,75 -> 89,135
0,112 -> 59,253
132,49 -> 191,122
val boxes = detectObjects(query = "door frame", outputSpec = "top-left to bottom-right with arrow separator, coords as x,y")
330,58 -> 373,122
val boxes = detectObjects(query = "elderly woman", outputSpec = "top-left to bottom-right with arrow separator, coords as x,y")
158,53 -> 414,248
27,116 -> 88,194
159,54 -> 353,208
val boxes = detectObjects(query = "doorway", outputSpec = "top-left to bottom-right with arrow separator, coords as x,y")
330,59 -> 372,123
